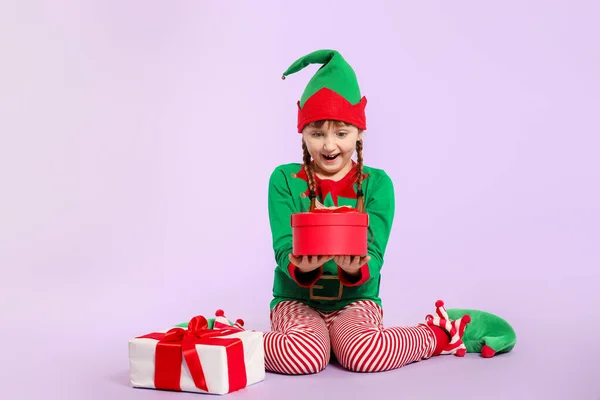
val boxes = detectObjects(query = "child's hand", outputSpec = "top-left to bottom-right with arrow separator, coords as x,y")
334,255 -> 371,276
288,254 -> 334,273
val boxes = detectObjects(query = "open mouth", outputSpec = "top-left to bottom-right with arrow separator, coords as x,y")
322,153 -> 340,161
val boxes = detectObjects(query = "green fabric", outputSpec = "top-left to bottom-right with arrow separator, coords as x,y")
268,163 -> 395,312
446,308 -> 517,354
282,49 -> 362,108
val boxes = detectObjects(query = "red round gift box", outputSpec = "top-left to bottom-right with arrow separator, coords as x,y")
291,211 -> 369,256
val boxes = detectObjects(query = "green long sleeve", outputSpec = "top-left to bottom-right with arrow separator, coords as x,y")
267,167 -> 295,278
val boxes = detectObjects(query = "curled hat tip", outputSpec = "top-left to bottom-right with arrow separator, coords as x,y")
281,74 -> 286,80
215,309 -> 225,317
435,300 -> 445,308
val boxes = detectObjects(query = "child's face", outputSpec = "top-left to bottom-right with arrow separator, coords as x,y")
302,121 -> 363,178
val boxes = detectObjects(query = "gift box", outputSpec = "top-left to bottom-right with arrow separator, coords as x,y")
128,310 -> 265,395
291,207 -> 369,256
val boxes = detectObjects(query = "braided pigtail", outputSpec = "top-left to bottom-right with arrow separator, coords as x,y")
302,140 -> 317,211
355,139 -> 365,212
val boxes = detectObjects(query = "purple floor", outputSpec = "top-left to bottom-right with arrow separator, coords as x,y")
3,276 -> 598,399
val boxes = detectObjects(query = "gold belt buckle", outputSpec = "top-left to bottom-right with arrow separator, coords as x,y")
310,275 -> 343,301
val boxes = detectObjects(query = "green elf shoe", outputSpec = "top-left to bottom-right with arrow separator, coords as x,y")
175,309 -> 245,331
445,307 -> 517,358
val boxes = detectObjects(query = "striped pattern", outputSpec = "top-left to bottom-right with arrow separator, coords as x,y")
233,319 -> 245,330
425,300 -> 471,357
264,301 -> 331,374
329,300 -> 435,372
212,309 -> 246,332
263,300 -> 436,374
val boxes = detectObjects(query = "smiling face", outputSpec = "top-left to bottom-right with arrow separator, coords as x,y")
301,120 -> 363,181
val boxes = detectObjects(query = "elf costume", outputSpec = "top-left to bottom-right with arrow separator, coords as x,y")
268,162 -> 393,312
263,50 -> 514,375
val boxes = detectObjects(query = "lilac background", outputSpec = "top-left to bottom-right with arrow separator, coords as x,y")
1,1 -> 599,399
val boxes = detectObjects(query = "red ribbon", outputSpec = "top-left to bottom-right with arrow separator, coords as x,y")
310,206 -> 358,213
137,315 -> 247,393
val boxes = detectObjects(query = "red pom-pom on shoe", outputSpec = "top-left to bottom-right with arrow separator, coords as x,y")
463,315 -> 471,323
215,309 -> 225,317
435,300 -> 445,308
235,318 -> 244,326
481,345 -> 496,358
455,348 -> 467,357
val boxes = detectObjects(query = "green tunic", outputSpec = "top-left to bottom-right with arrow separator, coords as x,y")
268,162 -> 395,312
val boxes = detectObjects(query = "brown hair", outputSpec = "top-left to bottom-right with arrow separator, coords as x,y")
302,120 -> 365,212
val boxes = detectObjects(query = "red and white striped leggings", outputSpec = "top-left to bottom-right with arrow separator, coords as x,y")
263,300 -> 437,374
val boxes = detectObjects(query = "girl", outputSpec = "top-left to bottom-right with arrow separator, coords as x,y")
264,49 -> 470,375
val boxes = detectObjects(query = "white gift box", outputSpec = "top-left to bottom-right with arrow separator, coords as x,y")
128,324 -> 265,395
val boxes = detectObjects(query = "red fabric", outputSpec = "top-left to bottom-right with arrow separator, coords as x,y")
295,162 -> 369,206
337,264 -> 370,286
429,325 -> 451,356
137,316 -> 247,393
288,262 -> 323,287
296,87 -> 367,132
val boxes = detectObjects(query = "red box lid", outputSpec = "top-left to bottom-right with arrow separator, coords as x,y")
291,211 -> 369,227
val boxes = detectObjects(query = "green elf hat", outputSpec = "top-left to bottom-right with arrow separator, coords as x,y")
282,49 -> 367,133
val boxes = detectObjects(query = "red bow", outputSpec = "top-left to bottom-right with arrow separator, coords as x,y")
138,315 -> 246,393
